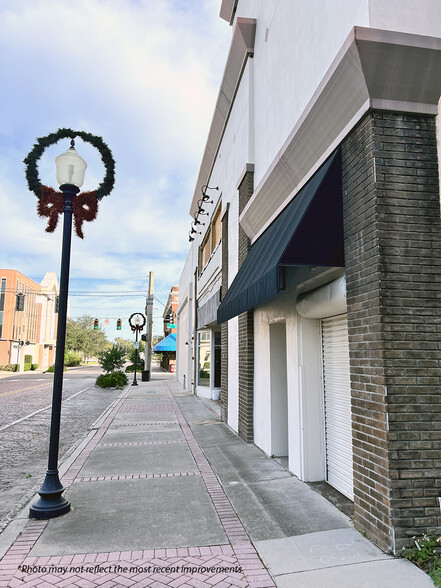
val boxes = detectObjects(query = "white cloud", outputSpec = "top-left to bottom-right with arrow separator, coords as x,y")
0,0 -> 231,337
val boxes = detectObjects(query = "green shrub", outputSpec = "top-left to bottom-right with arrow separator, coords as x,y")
95,370 -> 128,388
65,351 -> 82,367
24,363 -> 32,371
24,354 -> 32,365
98,345 -> 126,374
46,365 -> 66,373
125,363 -> 143,373
31,364 -> 38,370
0,364 -> 19,372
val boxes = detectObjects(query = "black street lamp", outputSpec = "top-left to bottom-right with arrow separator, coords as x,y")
16,339 -> 30,371
129,312 -> 145,386
29,142 -> 87,519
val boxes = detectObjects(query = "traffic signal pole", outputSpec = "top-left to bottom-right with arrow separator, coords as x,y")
145,271 -> 154,379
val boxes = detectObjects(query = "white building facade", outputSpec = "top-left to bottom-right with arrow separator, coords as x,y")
176,0 -> 441,553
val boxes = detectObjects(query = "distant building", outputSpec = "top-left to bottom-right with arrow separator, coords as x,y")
163,286 -> 179,336
0,269 -> 59,371
155,286 -> 178,373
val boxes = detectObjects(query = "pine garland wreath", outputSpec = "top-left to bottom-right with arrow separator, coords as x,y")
24,128 -> 115,238
24,128 -> 115,200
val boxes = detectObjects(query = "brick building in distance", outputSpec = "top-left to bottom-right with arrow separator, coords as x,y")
154,286 -> 179,373
0,269 -> 59,371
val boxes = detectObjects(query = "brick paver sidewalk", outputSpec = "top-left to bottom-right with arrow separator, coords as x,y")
0,379 -> 276,587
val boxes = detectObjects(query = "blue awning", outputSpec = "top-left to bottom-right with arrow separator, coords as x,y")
153,333 -> 176,352
217,149 -> 343,324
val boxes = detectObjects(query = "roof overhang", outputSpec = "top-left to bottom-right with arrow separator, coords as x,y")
220,0 -> 238,25
240,26 -> 441,242
189,17 -> 256,217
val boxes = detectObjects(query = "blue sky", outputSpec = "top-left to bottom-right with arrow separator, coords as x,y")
0,0 -> 231,339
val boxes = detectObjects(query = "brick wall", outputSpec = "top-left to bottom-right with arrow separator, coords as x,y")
342,111 -> 441,552
221,207 -> 229,422
238,169 -> 254,442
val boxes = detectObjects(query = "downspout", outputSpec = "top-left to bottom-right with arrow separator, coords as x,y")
193,267 -> 198,395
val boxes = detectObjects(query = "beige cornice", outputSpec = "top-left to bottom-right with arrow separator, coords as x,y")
219,0 -> 238,25
240,26 -> 441,243
189,17 -> 256,217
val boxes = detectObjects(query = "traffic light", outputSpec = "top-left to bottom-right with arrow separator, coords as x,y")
15,293 -> 25,311
93,318 -> 99,330
116,318 -> 122,330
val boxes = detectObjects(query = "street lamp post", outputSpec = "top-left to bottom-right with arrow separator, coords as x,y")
129,313 -> 145,386
29,142 -> 87,519
16,339 -> 29,371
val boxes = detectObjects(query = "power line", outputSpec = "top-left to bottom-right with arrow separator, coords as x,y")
153,295 -> 166,307
0,287 -> 149,296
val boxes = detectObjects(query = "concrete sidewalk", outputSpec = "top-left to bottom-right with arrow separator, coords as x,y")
0,370 -> 433,587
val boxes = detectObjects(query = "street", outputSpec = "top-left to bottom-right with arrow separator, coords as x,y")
0,366 -> 122,526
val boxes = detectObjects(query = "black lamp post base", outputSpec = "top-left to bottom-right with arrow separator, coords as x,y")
29,496 -> 70,520
29,470 -> 71,519
132,381 -> 138,386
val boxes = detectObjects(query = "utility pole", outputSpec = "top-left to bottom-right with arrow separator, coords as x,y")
145,271 -> 154,379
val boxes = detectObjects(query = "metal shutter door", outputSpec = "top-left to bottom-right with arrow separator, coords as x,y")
322,314 -> 354,500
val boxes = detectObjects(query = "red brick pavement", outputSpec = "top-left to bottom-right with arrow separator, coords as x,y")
0,382 -> 276,587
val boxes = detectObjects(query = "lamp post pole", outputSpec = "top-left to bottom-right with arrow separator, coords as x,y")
16,340 -> 22,371
129,313 -> 145,387
29,184 -> 79,519
133,327 -> 139,386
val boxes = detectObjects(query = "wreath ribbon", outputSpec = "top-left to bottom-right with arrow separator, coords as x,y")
37,186 -> 98,239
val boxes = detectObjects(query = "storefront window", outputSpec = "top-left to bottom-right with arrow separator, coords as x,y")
0,278 -> 6,338
198,332 -> 211,386
214,331 -> 221,388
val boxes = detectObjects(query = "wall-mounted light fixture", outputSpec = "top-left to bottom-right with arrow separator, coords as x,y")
193,213 -> 205,226
189,184 -> 219,244
201,184 -> 218,202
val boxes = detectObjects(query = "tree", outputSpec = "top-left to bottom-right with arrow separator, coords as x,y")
129,340 -> 145,364
98,345 -> 126,373
66,315 -> 110,361
113,337 -> 132,356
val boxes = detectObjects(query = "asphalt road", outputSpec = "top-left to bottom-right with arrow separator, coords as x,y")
0,366 -> 122,526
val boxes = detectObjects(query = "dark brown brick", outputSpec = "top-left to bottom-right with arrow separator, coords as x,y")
237,169 -> 254,442
343,110 -> 441,553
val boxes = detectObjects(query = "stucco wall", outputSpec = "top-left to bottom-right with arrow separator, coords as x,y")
234,0 -> 370,187
369,0 -> 441,37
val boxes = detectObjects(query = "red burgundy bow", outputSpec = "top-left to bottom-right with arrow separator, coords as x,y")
37,186 -> 98,239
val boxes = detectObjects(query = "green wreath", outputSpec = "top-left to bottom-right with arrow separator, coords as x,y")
24,128 -> 115,201
24,129 -> 115,238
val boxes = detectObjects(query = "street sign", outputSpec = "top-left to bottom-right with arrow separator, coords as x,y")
134,342 -> 139,349
167,323 -> 176,329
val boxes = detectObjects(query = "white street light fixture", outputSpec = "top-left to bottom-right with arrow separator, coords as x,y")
55,140 -> 87,188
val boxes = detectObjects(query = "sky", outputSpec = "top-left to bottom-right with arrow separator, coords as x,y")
0,0 -> 231,340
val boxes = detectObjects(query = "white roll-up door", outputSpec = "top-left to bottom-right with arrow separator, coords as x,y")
322,314 -> 354,500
